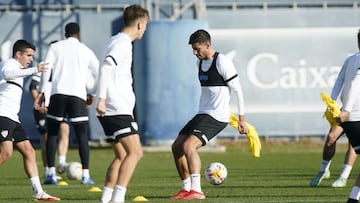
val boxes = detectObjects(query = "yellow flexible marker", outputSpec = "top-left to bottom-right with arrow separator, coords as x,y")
320,92 -> 341,127
229,113 -> 261,158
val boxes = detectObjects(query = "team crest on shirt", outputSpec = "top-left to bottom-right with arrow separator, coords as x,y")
1,130 -> 8,138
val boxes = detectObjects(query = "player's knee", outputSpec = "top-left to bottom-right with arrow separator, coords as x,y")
127,148 -> 143,162
183,141 -> 197,155
0,150 -> 12,164
326,136 -> 337,146
136,149 -> 143,161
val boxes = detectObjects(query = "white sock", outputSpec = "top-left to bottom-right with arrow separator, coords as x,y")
320,160 -> 331,172
58,156 -> 66,165
82,169 -> 90,178
182,177 -> 191,191
340,164 -> 353,179
30,176 -> 44,195
48,167 -> 56,175
190,174 -> 202,193
111,185 -> 127,202
101,186 -> 113,203
350,186 -> 360,200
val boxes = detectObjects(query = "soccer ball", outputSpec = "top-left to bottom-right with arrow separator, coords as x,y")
205,162 -> 228,185
66,162 -> 82,180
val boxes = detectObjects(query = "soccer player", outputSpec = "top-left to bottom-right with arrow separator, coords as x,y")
0,39 -> 60,201
170,29 -> 248,200
29,71 -> 70,178
310,62 -> 357,188
96,4 -> 149,203
35,22 -> 99,185
335,29 -> 360,203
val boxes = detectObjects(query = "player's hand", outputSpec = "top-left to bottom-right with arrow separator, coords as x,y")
34,93 -> 47,113
86,95 -> 94,108
238,121 -> 248,134
96,98 -> 106,117
336,110 -> 350,124
237,115 -> 248,134
37,62 -> 49,73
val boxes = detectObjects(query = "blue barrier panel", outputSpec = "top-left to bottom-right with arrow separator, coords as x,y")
134,20 -> 208,144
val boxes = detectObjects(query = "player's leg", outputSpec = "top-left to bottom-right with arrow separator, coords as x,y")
100,146 -> 125,203
67,95 -> 93,184
44,94 -> 66,184
0,141 -> 13,165
97,115 -> 131,203
342,121 -> 360,202
39,132 -> 48,174
33,109 -> 48,176
56,121 -> 70,174
72,121 -> 92,184
181,134 -> 205,200
110,134 -> 143,203
332,143 -> 357,187
14,124 -> 60,201
310,125 -> 343,187
172,134 -> 191,188
44,118 -> 61,184
177,114 -> 226,200
170,117 -> 196,199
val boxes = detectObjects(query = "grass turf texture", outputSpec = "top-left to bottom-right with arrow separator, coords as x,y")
0,140 -> 354,203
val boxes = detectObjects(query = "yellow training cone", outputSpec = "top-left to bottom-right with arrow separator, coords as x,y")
57,181 -> 69,186
133,196 -> 148,201
88,186 -> 102,192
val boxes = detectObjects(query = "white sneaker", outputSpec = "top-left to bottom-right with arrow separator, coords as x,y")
331,177 -> 347,187
33,191 -> 60,201
309,170 -> 330,187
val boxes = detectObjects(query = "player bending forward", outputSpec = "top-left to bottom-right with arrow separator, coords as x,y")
171,29 -> 248,200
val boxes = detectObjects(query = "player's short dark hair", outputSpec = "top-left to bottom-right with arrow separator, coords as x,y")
12,39 -> 35,57
188,29 -> 211,45
123,4 -> 149,27
65,22 -> 80,38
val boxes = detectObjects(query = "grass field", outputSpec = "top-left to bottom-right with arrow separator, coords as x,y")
0,139 -> 356,203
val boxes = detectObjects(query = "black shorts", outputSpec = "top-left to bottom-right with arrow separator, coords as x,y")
341,121 -> 360,154
0,116 -> 29,143
47,94 -> 88,135
33,109 -> 47,134
179,114 -> 227,146
97,115 -> 139,143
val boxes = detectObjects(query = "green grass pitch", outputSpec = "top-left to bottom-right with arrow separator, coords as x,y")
0,140 -> 354,202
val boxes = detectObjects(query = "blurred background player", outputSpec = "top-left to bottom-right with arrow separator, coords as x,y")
29,69 -> 70,178
335,29 -> 360,203
0,39 -> 60,201
96,4 -> 149,203
35,22 -> 99,185
310,31 -> 359,187
171,29 -> 248,200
